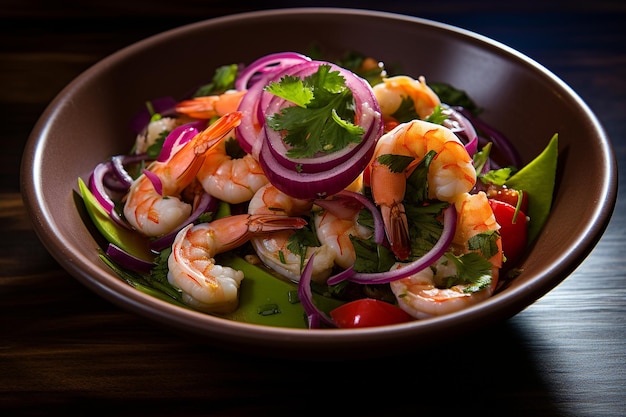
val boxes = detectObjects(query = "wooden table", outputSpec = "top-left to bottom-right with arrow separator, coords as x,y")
2,2 -> 624,415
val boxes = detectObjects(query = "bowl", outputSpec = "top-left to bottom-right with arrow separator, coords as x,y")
21,8 -> 617,358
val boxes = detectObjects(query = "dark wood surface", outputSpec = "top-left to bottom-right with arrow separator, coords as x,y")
1,1 -> 624,415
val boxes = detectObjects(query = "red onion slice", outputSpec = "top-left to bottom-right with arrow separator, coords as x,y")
327,205 -> 457,285
260,61 -> 382,174
235,52 -> 311,90
297,252 -> 336,329
106,243 -> 154,274
157,121 -> 206,162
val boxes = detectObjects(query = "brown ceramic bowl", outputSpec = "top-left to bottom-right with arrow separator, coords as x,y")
21,8 -> 617,358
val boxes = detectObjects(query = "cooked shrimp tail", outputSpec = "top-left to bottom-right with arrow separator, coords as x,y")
123,112 -> 242,237
167,213 -> 306,313
175,111 -> 244,186
369,119 -> 476,259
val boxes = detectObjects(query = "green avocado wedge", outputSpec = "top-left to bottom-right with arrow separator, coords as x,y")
78,177 -> 155,262
214,252 -> 345,328
505,133 -> 559,244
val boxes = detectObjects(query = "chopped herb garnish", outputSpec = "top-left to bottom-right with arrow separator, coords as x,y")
443,252 -> 493,293
350,236 -> 397,273
193,64 -> 239,97
265,64 -> 364,158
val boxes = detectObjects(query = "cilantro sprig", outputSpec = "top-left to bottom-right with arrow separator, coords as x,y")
265,64 -> 365,158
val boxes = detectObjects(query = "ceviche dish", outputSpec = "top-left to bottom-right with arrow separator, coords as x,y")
77,51 -> 558,330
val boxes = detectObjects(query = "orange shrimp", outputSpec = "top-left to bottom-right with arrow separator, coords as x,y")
373,75 -> 441,130
175,90 -> 246,119
389,192 -> 503,318
123,112 -> 242,237
369,119 -> 476,260
196,134 -> 269,204
247,183 -> 336,283
167,213 -> 306,313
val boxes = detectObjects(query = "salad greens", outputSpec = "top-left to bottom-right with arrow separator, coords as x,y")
77,50 -> 559,329
265,64 -> 364,158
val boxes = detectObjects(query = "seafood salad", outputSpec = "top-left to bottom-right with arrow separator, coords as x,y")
78,51 -> 558,329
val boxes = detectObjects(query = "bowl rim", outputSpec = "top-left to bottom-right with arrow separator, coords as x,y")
21,7 -> 619,356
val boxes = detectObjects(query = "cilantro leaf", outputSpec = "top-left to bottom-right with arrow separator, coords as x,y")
468,230 -> 501,259
424,105 -> 448,125
265,64 -> 365,158
350,236 -> 397,273
193,64 -> 239,97
376,154 -> 415,173
428,82 -> 482,116
286,226 -> 320,271
405,202 -> 448,258
405,150 -> 436,205
444,252 -> 493,293
391,95 -> 419,123
265,75 -> 314,107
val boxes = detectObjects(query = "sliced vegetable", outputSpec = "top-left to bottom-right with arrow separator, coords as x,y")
489,199 -> 528,265
217,252 -> 342,328
330,298 -> 413,328
505,133 -> 558,243
328,204 -> 457,285
78,178 -> 154,262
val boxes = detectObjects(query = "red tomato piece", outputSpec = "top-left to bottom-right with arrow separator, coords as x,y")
487,185 -> 529,214
489,199 -> 528,265
330,298 -> 413,328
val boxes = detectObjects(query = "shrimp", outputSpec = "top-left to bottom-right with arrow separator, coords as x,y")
389,192 -> 503,318
175,90 -> 246,119
167,213 -> 307,313
372,75 -> 440,129
369,119 -> 476,259
313,194 -> 373,269
123,112 -> 242,237
196,133 -> 269,204
134,117 -> 180,155
247,183 -> 336,283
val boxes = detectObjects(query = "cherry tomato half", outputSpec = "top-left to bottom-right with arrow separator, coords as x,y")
330,298 -> 413,328
489,199 -> 528,265
487,184 -> 529,214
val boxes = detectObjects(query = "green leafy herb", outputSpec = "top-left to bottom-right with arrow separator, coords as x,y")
193,64 -> 239,97
350,236 -> 397,273
391,96 -> 419,123
145,129 -> 170,159
265,64 -> 364,158
286,225 -> 321,271
468,230 -> 501,259
405,202 -> 448,258
405,150 -> 437,205
424,105 -> 448,125
376,154 -> 415,173
428,82 -> 482,116
443,252 -> 493,293
481,167 -> 515,186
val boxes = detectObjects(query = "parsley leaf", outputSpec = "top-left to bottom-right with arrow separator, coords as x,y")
286,225 -> 320,271
424,105 -> 448,125
428,82 -> 482,116
193,64 -> 239,97
443,252 -> 493,293
376,154 -> 415,173
265,64 -> 365,158
405,202 -> 448,258
405,150 -> 437,205
391,96 -> 419,123
350,236 -> 397,273
468,230 -> 501,259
